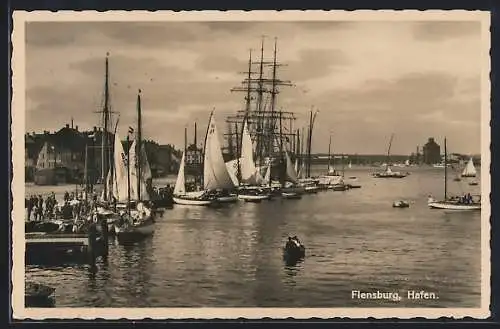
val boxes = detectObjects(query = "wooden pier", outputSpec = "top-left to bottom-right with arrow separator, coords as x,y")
25,220 -> 109,267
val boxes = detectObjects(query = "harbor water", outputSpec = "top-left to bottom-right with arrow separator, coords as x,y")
24,166 -> 482,307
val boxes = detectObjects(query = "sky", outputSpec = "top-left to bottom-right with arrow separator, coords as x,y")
24,20 -> 484,155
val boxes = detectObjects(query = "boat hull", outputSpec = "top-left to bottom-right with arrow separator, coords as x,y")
115,218 -> 155,243
173,196 -> 214,206
238,194 -> 269,202
282,192 -> 302,199
216,195 -> 239,203
428,201 -> 480,210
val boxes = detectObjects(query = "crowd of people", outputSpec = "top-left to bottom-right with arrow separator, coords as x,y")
25,191 -> 101,222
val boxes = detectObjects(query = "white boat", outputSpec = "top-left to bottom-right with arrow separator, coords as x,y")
233,119 -> 271,200
202,111 -> 238,203
282,191 -> 302,199
427,138 -> 481,211
373,134 -> 407,179
173,152 -> 215,206
428,198 -> 481,210
461,157 -> 477,178
238,193 -> 270,202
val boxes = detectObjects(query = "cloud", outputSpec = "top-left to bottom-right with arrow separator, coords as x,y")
412,21 -> 481,42
23,19 -> 484,154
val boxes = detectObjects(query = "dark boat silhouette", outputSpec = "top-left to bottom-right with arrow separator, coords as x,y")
283,236 -> 306,265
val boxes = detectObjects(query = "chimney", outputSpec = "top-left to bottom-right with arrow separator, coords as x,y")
93,126 -> 97,132
75,125 -> 78,131
66,124 -> 70,129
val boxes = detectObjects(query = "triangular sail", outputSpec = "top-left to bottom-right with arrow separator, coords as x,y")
112,131 -> 129,202
262,164 -> 271,185
203,112 -> 235,190
225,159 -> 240,186
174,151 -> 186,195
240,119 -> 261,185
129,142 -> 151,201
298,162 -> 305,179
462,158 -> 477,177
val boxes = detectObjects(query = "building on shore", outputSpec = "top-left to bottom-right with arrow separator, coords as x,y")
25,122 -> 182,185
423,137 -> 441,165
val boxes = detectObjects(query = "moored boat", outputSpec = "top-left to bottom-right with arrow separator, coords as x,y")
113,91 -> 156,242
373,134 -> 407,179
282,191 -> 302,199
173,152 -> 215,206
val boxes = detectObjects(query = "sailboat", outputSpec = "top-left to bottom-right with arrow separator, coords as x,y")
202,111 -> 239,203
281,149 -> 304,199
428,138 -> 481,210
237,118 -> 271,202
461,157 -> 477,178
172,151 -> 215,206
373,134 -> 407,178
318,134 -> 345,189
114,90 -> 155,242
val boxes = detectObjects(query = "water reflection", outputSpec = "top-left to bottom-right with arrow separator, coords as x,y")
25,168 -> 482,307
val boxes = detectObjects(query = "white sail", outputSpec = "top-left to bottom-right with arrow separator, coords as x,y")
225,158 -> 240,186
112,131 -> 129,202
298,162 -> 305,179
239,119 -> 261,185
128,140 -> 139,200
101,169 -> 113,201
203,112 -> 235,190
173,151 -> 186,195
262,164 -> 271,185
294,158 -> 299,174
285,151 -> 298,184
348,161 -> 352,169
127,141 -> 151,201
404,159 -> 410,166
462,158 -> 477,177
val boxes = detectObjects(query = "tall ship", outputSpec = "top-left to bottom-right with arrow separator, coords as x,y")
223,37 -> 305,191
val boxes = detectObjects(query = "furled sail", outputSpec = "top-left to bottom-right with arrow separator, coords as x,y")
203,112 -> 235,190
128,141 -> 152,201
112,131 -> 129,202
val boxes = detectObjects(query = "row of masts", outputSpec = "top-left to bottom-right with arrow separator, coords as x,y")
91,53 -> 145,204
225,37 -> 297,167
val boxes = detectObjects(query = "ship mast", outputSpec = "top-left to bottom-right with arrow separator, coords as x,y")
226,37 -> 295,181
94,52 -> 117,201
136,89 -> 143,201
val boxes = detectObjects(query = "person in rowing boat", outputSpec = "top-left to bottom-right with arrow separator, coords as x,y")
292,236 -> 302,247
286,237 -> 295,250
